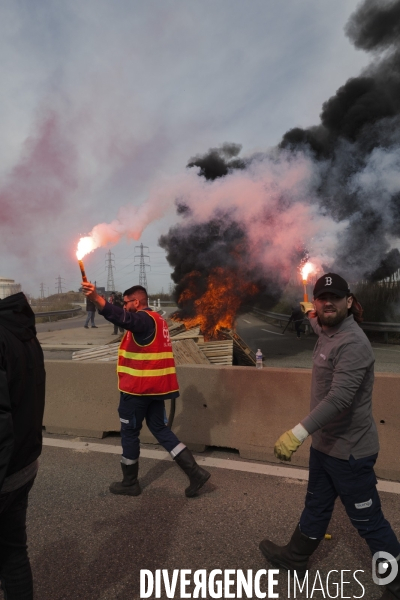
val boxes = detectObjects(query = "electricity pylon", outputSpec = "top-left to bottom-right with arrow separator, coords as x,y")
55,276 -> 65,294
134,243 -> 150,289
105,250 -> 116,292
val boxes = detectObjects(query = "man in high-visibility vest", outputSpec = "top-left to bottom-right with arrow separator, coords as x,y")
82,282 -> 210,498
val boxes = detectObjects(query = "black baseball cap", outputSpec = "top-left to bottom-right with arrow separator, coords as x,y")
313,273 -> 350,299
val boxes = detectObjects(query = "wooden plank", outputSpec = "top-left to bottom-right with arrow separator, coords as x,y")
171,339 -> 210,365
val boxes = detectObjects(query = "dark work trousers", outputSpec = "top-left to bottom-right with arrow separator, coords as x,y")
118,392 -> 181,460
0,479 -> 35,600
300,447 -> 400,557
294,320 -> 303,338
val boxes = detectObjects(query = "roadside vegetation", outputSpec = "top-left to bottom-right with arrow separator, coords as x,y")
31,291 -> 85,323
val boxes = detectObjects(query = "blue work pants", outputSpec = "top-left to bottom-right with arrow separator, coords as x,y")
118,392 -> 181,460
300,447 -> 400,557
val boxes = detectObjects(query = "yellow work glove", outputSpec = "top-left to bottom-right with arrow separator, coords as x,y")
300,301 -> 314,314
274,430 -> 302,461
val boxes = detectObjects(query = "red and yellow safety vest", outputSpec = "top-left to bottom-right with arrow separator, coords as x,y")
117,310 -> 179,396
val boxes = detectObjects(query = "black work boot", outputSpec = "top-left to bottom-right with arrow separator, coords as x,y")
109,462 -> 141,496
174,448 -> 210,497
380,561 -> 400,599
259,525 -> 321,579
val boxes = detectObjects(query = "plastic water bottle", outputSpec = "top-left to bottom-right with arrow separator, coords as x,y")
256,349 -> 263,369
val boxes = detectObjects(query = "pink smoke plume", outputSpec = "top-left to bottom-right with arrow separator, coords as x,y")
79,149 -> 339,275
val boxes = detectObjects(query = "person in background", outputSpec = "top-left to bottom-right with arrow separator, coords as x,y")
288,303 -> 305,339
0,292 -> 45,599
81,281 -> 211,498
84,294 -> 97,329
259,273 -> 400,599
109,292 -> 124,335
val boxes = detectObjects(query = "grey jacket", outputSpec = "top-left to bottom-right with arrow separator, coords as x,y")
301,315 -> 379,460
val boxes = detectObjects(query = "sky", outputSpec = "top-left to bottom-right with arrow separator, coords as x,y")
0,0 -> 371,297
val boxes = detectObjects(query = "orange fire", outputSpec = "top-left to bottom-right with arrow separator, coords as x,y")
173,267 -> 259,340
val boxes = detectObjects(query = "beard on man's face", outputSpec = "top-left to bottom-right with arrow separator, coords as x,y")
316,300 -> 349,327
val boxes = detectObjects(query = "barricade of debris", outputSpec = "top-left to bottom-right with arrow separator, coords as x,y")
72,320 -> 254,366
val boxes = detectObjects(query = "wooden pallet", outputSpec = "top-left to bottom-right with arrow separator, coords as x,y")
172,339 -> 210,365
72,343 -> 119,362
71,323 -> 240,367
197,340 -> 233,365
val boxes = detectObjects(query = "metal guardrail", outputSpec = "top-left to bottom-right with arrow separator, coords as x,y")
34,307 -> 82,318
251,307 -> 400,342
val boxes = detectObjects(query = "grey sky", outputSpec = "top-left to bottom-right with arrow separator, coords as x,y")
0,0 -> 369,295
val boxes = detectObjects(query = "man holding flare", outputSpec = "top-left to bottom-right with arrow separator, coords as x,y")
81,280 -> 210,498
259,273 -> 400,599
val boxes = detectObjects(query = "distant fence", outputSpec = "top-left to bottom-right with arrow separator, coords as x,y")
251,307 -> 400,343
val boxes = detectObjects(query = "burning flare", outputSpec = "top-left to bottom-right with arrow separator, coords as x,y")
76,236 -> 96,260
300,261 -> 316,303
76,236 -> 97,283
301,261 -> 315,283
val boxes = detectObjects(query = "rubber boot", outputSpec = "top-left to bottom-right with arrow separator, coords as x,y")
380,562 -> 400,599
109,462 -> 141,496
174,448 -> 211,497
259,525 -> 321,579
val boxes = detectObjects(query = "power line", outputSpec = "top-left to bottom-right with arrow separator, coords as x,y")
39,283 -> 45,299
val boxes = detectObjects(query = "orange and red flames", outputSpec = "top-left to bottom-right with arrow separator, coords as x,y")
172,267 -> 259,340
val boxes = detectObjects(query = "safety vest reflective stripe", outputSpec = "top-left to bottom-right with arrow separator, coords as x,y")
117,365 -> 177,377
118,349 -> 174,360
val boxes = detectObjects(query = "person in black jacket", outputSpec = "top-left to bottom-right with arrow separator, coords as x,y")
84,295 -> 97,328
288,303 -> 304,339
0,292 -> 45,599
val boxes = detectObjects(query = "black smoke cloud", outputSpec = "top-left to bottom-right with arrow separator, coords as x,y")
160,0 -> 400,325
159,214 -> 286,323
281,0 -> 400,278
187,143 -> 246,181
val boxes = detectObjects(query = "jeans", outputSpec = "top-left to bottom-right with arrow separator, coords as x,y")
300,447 -> 400,557
84,311 -> 95,327
0,479 -> 35,600
118,392 -> 181,460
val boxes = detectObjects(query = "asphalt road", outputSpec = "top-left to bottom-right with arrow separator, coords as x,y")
2,437 -> 397,600
40,309 -> 400,373
36,313 -> 88,333
236,313 -> 400,374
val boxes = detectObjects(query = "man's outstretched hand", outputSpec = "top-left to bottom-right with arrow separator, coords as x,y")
300,302 -> 314,314
81,282 -> 106,311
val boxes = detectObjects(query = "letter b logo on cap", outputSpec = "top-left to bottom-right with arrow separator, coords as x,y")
325,277 -> 333,286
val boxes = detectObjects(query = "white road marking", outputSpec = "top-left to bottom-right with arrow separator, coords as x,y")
242,319 -> 252,324
261,328 -> 284,336
42,438 -> 400,495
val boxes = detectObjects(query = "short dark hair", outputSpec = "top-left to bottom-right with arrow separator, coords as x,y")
123,285 -> 148,298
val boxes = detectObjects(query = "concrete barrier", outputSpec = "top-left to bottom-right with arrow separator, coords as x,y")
44,362 -> 400,481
